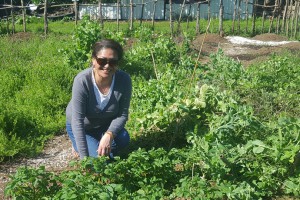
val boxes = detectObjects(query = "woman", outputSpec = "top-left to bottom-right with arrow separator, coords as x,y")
66,39 -> 132,159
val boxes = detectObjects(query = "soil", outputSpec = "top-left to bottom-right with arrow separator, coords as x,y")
191,33 -> 300,67
1,33 -> 300,199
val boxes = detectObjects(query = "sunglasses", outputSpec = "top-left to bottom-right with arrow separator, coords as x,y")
95,57 -> 119,67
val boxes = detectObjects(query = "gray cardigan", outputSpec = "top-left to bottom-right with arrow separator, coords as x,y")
66,67 -> 132,158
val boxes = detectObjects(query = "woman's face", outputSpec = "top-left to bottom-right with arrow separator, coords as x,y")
92,48 -> 118,79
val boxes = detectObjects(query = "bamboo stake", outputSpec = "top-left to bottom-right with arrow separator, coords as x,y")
286,0 -> 293,36
237,0 -> 241,34
98,0 -> 103,29
152,0 -> 157,29
189,19 -> 211,91
282,0 -> 288,32
44,0 -> 48,35
21,0 -> 26,32
196,2 -> 200,34
245,0 -> 249,33
275,0 -> 280,34
74,0 -> 78,26
219,0 -> 223,36
140,0 -> 144,26
262,0 -> 267,33
186,3 -> 192,30
207,0 -> 210,21
169,0 -> 173,37
130,0 -> 133,31
269,0 -> 277,33
5,8 -> 9,34
177,0 -> 186,33
11,0 -> 15,34
291,0 -> 297,36
232,0 -> 237,33
252,0 -> 257,35
117,0 -> 120,32
294,1 -> 299,38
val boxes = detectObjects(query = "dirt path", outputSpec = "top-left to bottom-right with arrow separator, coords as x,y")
0,33 -> 299,199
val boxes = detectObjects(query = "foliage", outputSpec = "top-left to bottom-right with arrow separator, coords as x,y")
1,20 -> 300,199
0,35 -> 75,160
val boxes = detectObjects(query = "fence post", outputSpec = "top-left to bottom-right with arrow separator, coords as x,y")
44,0 -> 48,35
21,0 -> 26,32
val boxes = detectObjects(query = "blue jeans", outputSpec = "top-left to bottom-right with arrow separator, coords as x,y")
66,122 -> 130,158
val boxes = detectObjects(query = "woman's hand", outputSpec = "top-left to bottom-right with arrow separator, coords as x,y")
97,132 -> 113,156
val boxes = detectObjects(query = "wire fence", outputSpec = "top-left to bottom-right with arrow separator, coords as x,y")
0,0 -> 299,38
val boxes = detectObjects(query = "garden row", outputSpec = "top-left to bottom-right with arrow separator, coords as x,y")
1,19 -> 300,198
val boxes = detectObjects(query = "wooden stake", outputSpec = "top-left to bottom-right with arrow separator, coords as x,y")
130,0 -> 133,31
219,0 -> 223,36
294,1 -> 299,38
232,0 -> 237,33
21,0 -> 26,32
11,0 -> 15,34
140,0 -> 144,26
252,0 -> 257,35
117,0 -> 120,32
44,0 -> 48,35
169,0 -> 173,37
196,2 -> 200,34
152,0 -> 157,29
98,0 -> 103,29
262,0 -> 267,33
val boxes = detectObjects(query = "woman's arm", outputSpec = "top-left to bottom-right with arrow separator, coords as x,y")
107,72 -> 132,136
71,75 -> 89,159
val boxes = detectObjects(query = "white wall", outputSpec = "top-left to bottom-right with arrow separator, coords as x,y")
79,0 -> 253,20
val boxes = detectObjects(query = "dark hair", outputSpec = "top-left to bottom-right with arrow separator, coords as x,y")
92,39 -> 123,60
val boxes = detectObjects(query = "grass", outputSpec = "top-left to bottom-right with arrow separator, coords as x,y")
2,16 -> 299,39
